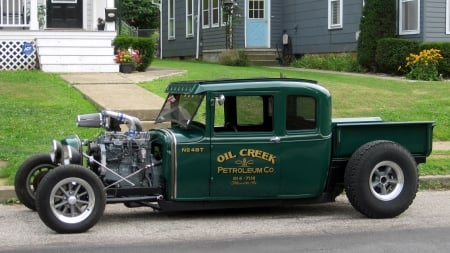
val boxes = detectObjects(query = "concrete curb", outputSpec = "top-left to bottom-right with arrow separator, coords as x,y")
0,186 -> 15,202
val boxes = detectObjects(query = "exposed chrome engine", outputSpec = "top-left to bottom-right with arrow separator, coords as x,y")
77,110 -> 162,190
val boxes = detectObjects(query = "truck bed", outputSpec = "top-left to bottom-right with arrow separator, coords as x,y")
332,117 -> 434,162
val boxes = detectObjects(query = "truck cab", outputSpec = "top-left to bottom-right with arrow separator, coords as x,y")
152,79 -> 334,201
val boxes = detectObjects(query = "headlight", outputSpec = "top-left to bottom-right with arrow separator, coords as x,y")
65,145 -> 82,165
50,140 -> 63,164
50,140 -> 82,165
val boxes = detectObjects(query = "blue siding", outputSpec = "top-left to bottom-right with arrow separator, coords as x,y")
161,0 -> 199,58
161,0 -> 363,57
279,0 -> 362,54
159,0 -> 450,58
422,0 -> 450,42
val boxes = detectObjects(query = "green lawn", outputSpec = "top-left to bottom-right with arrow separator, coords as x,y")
0,71 -> 100,183
0,60 -> 449,184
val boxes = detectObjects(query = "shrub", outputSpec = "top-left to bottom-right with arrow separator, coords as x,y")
113,36 -> 156,71
292,53 -> 363,72
420,42 -> 450,78
376,38 -> 420,75
218,49 -> 249,66
357,0 -> 396,71
404,48 -> 443,81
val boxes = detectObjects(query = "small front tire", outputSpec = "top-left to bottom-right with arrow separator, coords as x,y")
36,165 -> 106,233
344,141 -> 418,218
15,153 -> 56,210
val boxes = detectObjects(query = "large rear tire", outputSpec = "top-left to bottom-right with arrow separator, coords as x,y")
344,141 -> 418,218
36,165 -> 106,233
14,153 -> 56,210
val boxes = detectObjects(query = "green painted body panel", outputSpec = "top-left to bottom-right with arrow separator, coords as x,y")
152,78 -> 433,202
332,121 -> 435,158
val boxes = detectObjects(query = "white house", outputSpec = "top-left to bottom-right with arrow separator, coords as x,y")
0,0 -> 119,72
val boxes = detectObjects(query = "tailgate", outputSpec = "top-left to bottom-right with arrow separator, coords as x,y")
332,121 -> 435,159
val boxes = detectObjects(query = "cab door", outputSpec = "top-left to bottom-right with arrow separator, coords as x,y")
278,94 -> 332,196
209,92 -> 281,198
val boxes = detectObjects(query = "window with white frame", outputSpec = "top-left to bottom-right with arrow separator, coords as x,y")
186,0 -> 194,37
203,0 -> 210,28
249,0 -> 265,19
168,0 -> 175,39
328,0 -> 343,29
446,0 -> 450,34
212,0 -> 220,27
399,0 -> 420,35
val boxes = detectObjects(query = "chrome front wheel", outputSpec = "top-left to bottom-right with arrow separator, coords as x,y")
36,165 -> 105,233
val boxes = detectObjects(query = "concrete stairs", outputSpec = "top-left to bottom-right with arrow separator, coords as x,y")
202,48 -> 281,66
35,31 -> 118,72
245,48 -> 280,66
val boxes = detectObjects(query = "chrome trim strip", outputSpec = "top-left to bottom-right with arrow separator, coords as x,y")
160,129 -> 178,199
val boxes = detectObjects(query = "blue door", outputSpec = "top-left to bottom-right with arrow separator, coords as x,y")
246,0 -> 269,48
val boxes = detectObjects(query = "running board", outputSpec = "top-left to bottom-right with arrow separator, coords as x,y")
106,195 -> 163,204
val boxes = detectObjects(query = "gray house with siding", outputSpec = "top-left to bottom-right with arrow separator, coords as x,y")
156,0 -> 450,62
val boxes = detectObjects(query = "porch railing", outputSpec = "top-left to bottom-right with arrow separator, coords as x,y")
1,0 -> 38,29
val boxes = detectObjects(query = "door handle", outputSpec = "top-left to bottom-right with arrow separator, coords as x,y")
270,136 -> 280,143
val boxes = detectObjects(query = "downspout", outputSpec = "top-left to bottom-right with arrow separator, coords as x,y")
159,2 -> 163,59
195,0 -> 201,60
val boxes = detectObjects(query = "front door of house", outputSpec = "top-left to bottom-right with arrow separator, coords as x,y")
245,0 -> 270,48
46,0 -> 83,28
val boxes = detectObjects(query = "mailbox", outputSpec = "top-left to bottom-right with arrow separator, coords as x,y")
105,8 -> 117,22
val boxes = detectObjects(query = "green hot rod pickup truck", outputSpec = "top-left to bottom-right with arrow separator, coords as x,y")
15,78 -> 434,233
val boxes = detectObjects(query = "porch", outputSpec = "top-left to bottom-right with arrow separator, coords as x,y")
1,0 -> 119,72
1,0 -> 38,30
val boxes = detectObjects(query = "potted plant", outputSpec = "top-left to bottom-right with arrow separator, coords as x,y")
114,48 -> 142,73
97,18 -> 105,31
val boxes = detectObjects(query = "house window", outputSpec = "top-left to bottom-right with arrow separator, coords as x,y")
186,0 -> 194,37
328,0 -> 343,29
212,0 -> 220,27
203,0 -> 210,28
446,0 -> 450,34
249,0 -> 264,19
399,0 -> 420,35
168,0 -> 175,40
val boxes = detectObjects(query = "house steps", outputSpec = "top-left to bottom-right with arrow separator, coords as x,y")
35,31 -> 118,72
202,48 -> 280,66
244,49 -> 280,66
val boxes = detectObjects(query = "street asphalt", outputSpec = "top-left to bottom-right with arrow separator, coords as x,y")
0,67 -> 449,201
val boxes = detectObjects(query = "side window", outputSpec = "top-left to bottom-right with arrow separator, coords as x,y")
214,95 -> 273,132
286,95 -> 316,130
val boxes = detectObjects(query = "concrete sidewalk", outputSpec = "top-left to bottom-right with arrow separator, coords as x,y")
60,67 -> 186,125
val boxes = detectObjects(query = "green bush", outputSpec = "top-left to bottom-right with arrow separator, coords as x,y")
420,42 -> 450,78
113,36 -> 156,71
376,38 -> 420,75
292,53 -> 363,72
357,0 -> 396,71
218,49 -> 249,66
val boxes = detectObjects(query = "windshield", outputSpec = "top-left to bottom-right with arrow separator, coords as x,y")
155,93 -> 205,127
